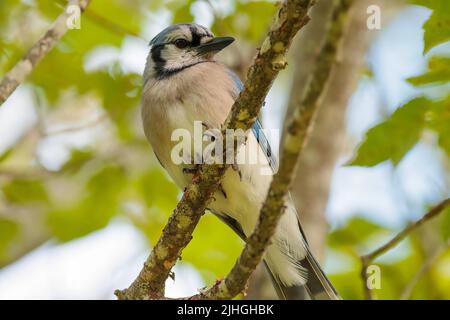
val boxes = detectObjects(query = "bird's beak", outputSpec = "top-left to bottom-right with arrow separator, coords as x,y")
196,36 -> 235,55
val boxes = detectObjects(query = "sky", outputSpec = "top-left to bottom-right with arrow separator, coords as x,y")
0,4 -> 448,299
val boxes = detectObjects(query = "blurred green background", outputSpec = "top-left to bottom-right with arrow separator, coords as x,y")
0,0 -> 449,299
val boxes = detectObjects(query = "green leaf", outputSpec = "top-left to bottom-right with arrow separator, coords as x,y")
0,1 -> 32,74
328,217 -> 389,248
0,147 -> 13,163
169,1 -> 194,24
377,255 -> 422,299
30,1 -> 143,104
0,218 -> 19,259
35,0 -> 63,19
88,0 -> 143,36
61,148 -> 95,173
413,0 -> 450,53
96,71 -> 141,141
182,213 -> 242,283
136,169 -> 178,210
349,97 -> 431,166
2,179 -> 49,204
407,56 -> 450,86
214,1 -> 276,43
426,96 -> 450,156
48,164 -> 128,241
438,205 -> 450,240
329,269 -> 364,300
431,249 -> 450,299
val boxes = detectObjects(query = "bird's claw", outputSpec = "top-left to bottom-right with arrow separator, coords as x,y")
219,184 -> 227,199
231,163 -> 242,181
182,167 -> 198,175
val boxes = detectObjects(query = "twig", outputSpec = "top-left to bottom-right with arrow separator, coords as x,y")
360,198 -> 450,300
43,113 -> 107,136
360,256 -> 374,300
362,199 -> 450,261
0,169 -> 54,180
115,0 -> 314,300
188,0 -> 353,300
400,240 -> 449,300
0,0 -> 91,106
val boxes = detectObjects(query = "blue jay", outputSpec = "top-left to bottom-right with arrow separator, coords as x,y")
141,23 -> 339,300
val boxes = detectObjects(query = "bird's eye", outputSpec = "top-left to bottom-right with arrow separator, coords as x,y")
174,39 -> 189,49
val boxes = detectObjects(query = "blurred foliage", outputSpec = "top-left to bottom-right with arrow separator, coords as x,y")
328,210 -> 450,299
351,1 -> 450,165
349,97 -> 432,166
48,164 -> 128,241
2,178 -> 49,204
0,0 -> 448,300
408,56 -> 450,86
413,0 -> 450,53
0,218 -> 18,260
345,0 -> 450,299
213,1 -> 277,43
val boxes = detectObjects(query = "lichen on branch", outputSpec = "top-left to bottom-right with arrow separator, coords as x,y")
115,0 -> 315,300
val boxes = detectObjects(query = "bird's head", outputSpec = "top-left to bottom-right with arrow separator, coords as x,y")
144,23 -> 234,81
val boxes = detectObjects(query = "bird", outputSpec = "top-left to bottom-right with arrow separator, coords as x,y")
141,23 -> 340,300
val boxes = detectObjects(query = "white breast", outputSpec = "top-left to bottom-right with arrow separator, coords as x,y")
141,61 -> 308,287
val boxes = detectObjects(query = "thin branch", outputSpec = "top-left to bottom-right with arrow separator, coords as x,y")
0,169 -> 53,180
115,0 -> 314,300
360,256 -> 374,300
188,0 -> 353,300
400,240 -> 449,300
0,0 -> 91,106
360,198 -> 450,300
362,199 -> 450,261
43,113 -> 107,136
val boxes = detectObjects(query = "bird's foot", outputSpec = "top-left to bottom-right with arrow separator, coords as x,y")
182,166 -> 199,175
231,163 -> 242,181
219,184 -> 227,199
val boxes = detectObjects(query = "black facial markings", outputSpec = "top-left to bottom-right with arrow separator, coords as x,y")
151,44 -> 166,77
155,60 -> 215,80
150,24 -> 215,79
201,25 -> 213,38
189,25 -> 202,47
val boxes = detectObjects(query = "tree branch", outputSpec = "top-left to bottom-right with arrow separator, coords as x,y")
115,0 -> 315,300
360,198 -> 450,300
0,0 -> 91,106
186,0 -> 353,300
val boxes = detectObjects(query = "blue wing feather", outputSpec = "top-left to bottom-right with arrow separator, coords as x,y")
226,68 -> 278,172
